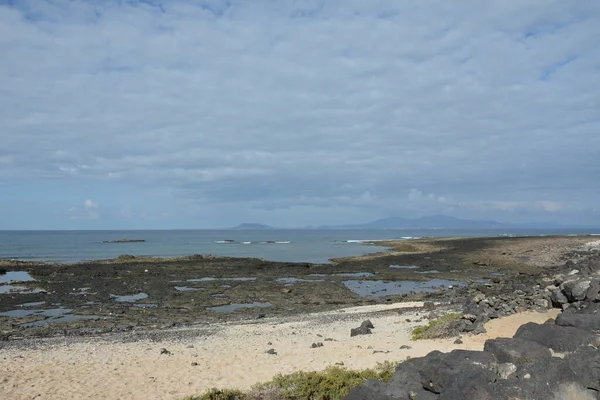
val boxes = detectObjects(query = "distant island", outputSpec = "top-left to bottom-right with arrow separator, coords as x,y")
228,223 -> 274,230
102,239 -> 146,243
227,215 -> 572,230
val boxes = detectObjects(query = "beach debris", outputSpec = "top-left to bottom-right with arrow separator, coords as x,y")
311,342 -> 323,348
265,348 -> 277,355
281,288 -> 292,293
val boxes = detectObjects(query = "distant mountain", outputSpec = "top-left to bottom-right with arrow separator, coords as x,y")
318,215 -> 508,230
228,223 -> 274,230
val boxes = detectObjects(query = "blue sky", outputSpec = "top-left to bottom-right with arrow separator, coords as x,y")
1,0 -> 599,229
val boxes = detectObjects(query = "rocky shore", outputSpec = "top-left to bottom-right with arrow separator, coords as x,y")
346,248 -> 600,399
1,236 -> 593,340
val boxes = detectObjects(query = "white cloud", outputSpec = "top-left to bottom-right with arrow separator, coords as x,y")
68,199 -> 100,220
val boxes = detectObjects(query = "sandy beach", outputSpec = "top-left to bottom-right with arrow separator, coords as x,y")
0,302 -> 558,400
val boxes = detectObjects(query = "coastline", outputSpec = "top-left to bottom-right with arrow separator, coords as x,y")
1,235 -> 599,399
0,235 -> 594,339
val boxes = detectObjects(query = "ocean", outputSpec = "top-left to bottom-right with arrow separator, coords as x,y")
0,228 -> 598,264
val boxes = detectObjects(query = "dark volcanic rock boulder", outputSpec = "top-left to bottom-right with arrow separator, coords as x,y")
564,345 -> 600,391
587,278 -> 600,301
398,350 -> 498,395
555,312 -> 600,332
350,321 -> 374,337
562,279 -> 592,302
437,368 -> 502,400
343,379 -> 390,400
483,337 -> 551,367
513,322 -> 597,352
497,358 -> 580,399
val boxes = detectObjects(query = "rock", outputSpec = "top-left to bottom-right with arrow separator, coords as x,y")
335,361 -> 344,366
423,301 -> 435,310
555,312 -> 600,332
344,379 -> 390,400
265,348 -> 277,355
586,279 -> 600,301
499,358 -> 579,399
562,280 -> 591,302
454,338 -> 463,344
351,320 -> 374,337
483,338 -> 551,367
564,345 -> 600,391
472,293 -> 486,304
404,350 -> 498,394
351,326 -> 371,337
400,345 -> 411,350
514,322 -> 597,352
438,368 -> 502,400
361,320 -> 375,329
191,362 -> 198,366
311,342 -> 324,348
497,362 -> 517,379
160,348 -> 171,355
255,313 -> 266,319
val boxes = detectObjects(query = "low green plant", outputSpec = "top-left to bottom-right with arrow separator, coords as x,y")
185,388 -> 246,400
411,313 -> 463,340
187,362 -> 397,400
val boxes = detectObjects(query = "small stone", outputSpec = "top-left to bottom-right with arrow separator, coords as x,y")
324,338 -> 335,341
267,342 -> 272,345
160,348 -> 171,355
400,345 -> 411,350
186,345 -> 194,349
255,313 -> 266,319
335,362 -> 344,366
311,342 -> 324,348
523,373 -> 531,379
454,338 -> 463,344
497,363 -> 517,379
191,362 -> 198,366
265,348 -> 277,355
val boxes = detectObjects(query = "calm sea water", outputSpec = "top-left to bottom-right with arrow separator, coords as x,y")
0,229 -> 598,264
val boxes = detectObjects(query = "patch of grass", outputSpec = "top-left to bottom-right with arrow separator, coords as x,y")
411,313 -> 463,340
186,362 -> 397,400
185,388 -> 246,400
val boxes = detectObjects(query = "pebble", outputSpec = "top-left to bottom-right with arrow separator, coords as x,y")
265,348 -> 277,355
191,362 -> 198,366
311,342 -> 324,348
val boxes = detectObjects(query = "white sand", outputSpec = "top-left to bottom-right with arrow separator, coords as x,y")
0,303 -> 559,400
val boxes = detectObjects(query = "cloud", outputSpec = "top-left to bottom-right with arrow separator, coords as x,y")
0,0 -> 599,228
68,199 -> 100,220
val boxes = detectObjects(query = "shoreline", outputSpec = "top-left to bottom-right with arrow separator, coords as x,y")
0,235 -> 595,340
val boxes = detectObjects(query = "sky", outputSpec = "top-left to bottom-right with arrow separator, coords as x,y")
0,0 -> 599,229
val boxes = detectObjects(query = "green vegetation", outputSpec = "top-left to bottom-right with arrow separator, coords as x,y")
185,362 -> 397,400
411,313 -> 463,340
